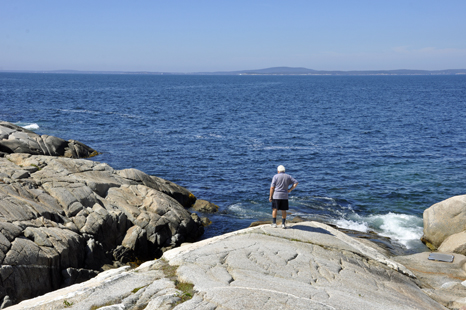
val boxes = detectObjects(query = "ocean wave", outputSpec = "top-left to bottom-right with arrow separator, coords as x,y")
225,203 -> 269,219
333,218 -> 370,232
16,122 -> 39,130
333,212 -> 424,250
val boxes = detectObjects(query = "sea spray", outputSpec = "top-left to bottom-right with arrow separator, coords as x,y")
17,122 -> 39,130
334,212 -> 425,251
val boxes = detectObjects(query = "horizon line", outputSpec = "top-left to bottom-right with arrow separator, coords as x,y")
1,67 -> 466,76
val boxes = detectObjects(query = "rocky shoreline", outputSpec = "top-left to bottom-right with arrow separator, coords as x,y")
0,121 -> 208,307
1,121 -> 466,309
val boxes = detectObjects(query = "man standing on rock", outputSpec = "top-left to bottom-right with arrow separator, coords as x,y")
269,165 -> 298,228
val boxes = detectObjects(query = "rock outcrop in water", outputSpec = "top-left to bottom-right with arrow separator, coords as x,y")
0,153 -> 203,307
9,222 -> 456,310
192,199 -> 219,213
0,121 -> 98,158
422,194 -> 466,255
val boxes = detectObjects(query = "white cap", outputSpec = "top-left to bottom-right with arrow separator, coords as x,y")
277,165 -> 285,172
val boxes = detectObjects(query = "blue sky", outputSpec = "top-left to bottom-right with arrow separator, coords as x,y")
1,0 -> 465,72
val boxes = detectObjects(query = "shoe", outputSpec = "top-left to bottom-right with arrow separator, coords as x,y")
280,224 -> 286,229
271,223 -> 277,228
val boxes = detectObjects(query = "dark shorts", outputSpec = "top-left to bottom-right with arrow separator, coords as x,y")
272,199 -> 289,210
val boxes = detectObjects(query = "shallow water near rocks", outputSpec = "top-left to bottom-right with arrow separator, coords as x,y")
2,73 -> 466,253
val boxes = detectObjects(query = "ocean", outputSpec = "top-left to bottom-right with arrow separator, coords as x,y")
2,72 -> 466,252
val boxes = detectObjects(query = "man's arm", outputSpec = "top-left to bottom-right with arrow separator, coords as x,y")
288,182 -> 298,193
269,186 -> 275,202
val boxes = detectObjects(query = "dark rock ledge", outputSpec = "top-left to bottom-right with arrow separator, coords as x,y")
0,121 -> 99,159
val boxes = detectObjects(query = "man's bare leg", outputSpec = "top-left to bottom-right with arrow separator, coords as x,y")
271,208 -> 277,227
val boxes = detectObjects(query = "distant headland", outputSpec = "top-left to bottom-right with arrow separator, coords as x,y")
2,67 -> 466,76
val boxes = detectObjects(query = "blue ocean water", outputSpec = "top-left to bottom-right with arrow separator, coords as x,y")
2,73 -> 466,252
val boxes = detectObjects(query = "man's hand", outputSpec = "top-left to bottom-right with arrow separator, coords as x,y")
288,183 -> 298,193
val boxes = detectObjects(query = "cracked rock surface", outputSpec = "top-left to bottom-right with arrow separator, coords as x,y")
0,153 -> 203,307
164,222 -> 448,310
11,222 -> 451,310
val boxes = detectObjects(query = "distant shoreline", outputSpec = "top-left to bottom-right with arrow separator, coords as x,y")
1,67 -> 466,76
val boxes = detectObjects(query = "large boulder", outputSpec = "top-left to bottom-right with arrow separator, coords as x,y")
10,222 -> 450,310
0,121 -> 99,158
422,195 -> 466,250
0,153 -> 204,306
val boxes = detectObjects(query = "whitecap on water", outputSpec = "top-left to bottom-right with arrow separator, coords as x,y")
58,109 -> 101,115
16,122 -> 39,130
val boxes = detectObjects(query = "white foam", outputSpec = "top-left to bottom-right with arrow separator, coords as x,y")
378,213 -> 423,240
333,212 -> 424,249
23,123 -> 39,130
334,218 -> 370,232
226,203 -> 269,219
15,122 -> 40,130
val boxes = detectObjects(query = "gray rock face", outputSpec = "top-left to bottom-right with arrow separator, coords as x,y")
0,153 -> 203,306
422,195 -> 466,251
10,222 -> 450,310
0,121 -> 98,158
116,169 -> 196,208
192,199 -> 219,213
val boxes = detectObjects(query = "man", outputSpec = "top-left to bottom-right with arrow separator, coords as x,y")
269,165 -> 298,228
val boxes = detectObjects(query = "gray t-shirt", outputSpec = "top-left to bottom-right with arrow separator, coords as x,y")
271,173 -> 298,200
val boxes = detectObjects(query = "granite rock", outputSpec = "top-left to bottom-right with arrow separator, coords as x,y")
422,195 -> 466,251
421,195 -> 466,255
9,222 -> 451,310
0,153 -> 203,306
